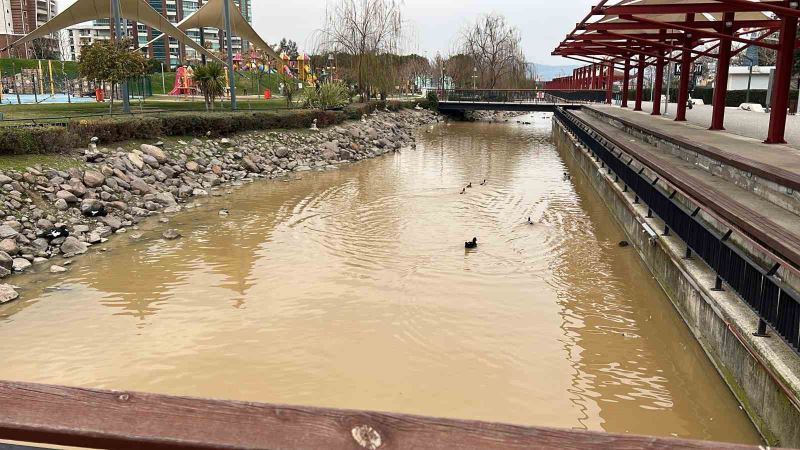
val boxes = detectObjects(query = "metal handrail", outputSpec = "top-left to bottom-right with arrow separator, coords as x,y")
556,107 -> 800,354
439,89 -> 607,104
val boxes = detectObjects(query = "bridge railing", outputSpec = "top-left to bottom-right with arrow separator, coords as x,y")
0,379 -> 775,450
439,89 -> 606,104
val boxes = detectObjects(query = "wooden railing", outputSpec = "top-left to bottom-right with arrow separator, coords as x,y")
0,380 -> 777,450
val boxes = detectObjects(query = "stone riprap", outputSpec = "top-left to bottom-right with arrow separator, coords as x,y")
0,109 -> 437,297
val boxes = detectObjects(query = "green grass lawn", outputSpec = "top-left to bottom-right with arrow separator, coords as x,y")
0,58 -> 80,77
0,97 -> 294,121
0,153 -> 83,171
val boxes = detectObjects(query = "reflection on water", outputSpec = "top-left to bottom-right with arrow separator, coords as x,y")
0,113 -> 760,443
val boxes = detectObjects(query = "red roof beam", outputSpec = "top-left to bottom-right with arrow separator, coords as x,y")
619,14 -> 781,50
577,31 -> 709,57
600,2 -> 786,15
712,0 -> 800,19
582,20 -> 782,33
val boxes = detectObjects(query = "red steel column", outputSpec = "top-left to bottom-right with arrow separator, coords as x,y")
621,57 -> 631,108
710,12 -> 735,130
635,54 -> 646,111
593,64 -> 599,89
605,61 -> 613,104
765,4 -> 798,144
676,40 -> 694,120
652,51 -> 664,116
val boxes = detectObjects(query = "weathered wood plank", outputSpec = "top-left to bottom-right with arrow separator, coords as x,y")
0,380 -> 774,450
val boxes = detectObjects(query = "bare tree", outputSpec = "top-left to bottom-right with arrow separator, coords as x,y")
320,0 -> 403,100
459,13 -> 525,89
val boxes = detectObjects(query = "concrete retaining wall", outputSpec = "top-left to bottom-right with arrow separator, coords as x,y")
553,118 -> 800,448
582,108 -> 800,217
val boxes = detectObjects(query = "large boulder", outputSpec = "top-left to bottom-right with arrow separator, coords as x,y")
83,170 -> 105,188
0,284 -> 18,304
130,177 -> 153,194
127,153 -> 145,170
61,236 -> 88,256
60,236 -> 88,256
0,251 -> 13,270
12,257 -> 31,272
0,238 -> 18,256
154,191 -> 177,206
0,225 -> 18,240
56,190 -> 79,204
141,144 -> 168,164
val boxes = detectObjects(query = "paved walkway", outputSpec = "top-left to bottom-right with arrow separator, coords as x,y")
588,105 -> 800,192
622,101 -> 800,148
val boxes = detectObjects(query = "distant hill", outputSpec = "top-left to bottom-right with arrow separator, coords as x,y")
534,64 -> 579,81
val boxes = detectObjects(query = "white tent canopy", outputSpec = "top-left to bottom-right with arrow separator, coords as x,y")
176,0 -> 280,60
2,0 -> 221,63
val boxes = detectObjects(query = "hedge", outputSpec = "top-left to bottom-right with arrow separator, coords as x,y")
0,126 -> 78,155
0,109 -> 349,155
0,98 -> 435,155
626,86 -> 799,107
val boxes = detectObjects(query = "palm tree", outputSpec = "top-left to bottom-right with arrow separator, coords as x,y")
192,62 -> 226,111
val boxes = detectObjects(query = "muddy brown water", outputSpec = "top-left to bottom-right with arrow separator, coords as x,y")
0,114 -> 761,444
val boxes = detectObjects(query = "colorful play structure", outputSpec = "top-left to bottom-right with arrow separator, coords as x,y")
168,64 -> 196,96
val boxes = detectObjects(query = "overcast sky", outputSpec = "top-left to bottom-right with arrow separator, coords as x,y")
58,0 -> 593,66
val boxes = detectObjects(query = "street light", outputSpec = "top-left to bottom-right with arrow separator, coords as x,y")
472,67 -> 477,89
327,53 -> 335,81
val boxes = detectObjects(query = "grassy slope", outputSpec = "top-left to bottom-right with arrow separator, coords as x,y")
0,97 -> 293,120
0,58 -> 81,77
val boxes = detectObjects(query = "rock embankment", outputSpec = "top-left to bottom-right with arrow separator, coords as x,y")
0,108 -> 437,297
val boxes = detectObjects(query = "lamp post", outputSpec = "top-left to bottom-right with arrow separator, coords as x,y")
327,53 -> 334,82
472,67 -> 477,89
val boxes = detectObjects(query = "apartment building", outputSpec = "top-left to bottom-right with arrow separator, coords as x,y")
0,0 -> 58,57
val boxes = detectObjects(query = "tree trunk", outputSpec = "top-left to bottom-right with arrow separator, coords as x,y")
109,82 -> 115,113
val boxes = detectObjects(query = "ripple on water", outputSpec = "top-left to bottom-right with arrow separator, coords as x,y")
0,115 -> 761,445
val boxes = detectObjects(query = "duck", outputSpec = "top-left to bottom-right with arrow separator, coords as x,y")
38,225 -> 69,241
466,182 -> 472,188
563,172 -> 571,180
527,217 -> 534,225
618,240 -> 630,247
82,205 -> 108,218
460,187 -> 466,195
479,179 -> 486,186
465,237 -> 478,249
219,209 -> 230,216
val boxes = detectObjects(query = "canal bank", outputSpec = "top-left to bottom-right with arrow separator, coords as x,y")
552,112 -> 800,447
0,114 -> 761,444
0,107 -> 437,301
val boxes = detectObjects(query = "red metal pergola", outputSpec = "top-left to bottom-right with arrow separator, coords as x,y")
543,0 -> 799,144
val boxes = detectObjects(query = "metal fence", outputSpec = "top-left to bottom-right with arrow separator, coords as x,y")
555,107 -> 800,355
439,89 -> 606,104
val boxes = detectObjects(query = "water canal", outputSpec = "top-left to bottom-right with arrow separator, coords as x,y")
0,114 -> 760,444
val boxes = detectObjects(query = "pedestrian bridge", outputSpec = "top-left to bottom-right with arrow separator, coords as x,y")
437,89 -> 606,112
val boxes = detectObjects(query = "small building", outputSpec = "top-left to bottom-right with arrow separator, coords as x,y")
725,66 -> 775,90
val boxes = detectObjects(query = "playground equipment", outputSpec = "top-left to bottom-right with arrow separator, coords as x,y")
168,65 -> 196,97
